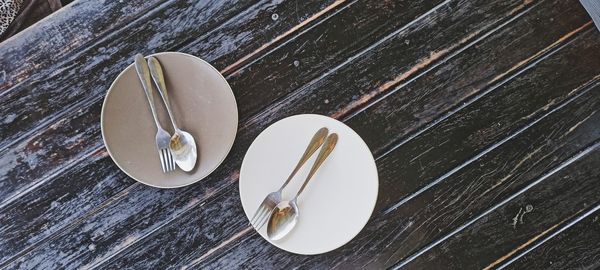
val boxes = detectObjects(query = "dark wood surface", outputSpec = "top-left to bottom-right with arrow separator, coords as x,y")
0,0 -> 598,269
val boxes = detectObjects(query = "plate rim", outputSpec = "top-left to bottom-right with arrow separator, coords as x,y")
100,51 -> 238,189
239,114 -> 379,255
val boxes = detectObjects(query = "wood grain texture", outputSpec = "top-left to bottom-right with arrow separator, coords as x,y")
350,1 -> 593,155
1,0 -> 599,268
236,0 -> 540,130
0,0 -> 167,91
197,26 -> 600,270
96,0 -> 556,265
180,0 -> 352,74
0,0 -> 340,157
505,206 -> 600,269
0,149 -> 132,265
219,0 -> 447,118
402,143 -> 600,269
0,0 -> 254,202
0,0 -> 343,266
1,0 -> 546,268
0,0 -> 338,209
16,0 -> 592,268
365,79 -> 600,269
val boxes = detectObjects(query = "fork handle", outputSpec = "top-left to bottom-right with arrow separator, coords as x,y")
278,127 -> 329,191
294,133 -> 338,198
148,56 -> 179,131
134,54 -> 162,129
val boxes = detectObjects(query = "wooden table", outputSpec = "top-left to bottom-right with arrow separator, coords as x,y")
1,0 -> 599,269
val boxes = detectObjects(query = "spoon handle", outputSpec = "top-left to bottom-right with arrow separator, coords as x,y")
279,127 -> 328,191
148,56 -> 179,131
295,133 -> 338,198
134,54 -> 163,129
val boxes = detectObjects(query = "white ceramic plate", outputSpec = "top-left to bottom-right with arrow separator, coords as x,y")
101,52 -> 238,188
239,114 -> 378,254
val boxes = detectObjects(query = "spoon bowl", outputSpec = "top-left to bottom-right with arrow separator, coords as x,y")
170,129 -> 198,172
267,199 -> 299,241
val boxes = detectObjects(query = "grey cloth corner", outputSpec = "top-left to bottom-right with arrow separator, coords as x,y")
580,0 -> 600,31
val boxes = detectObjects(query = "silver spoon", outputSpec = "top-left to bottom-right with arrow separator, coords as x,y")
147,56 -> 198,172
250,127 -> 328,230
267,133 -> 338,240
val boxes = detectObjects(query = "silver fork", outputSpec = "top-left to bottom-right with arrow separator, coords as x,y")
250,127 -> 329,230
134,54 -> 176,173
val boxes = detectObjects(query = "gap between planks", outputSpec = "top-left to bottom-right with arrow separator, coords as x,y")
241,0 -> 453,124
484,209 -> 584,270
337,0 -> 541,121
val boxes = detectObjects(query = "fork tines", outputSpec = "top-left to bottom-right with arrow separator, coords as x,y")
250,204 -> 272,230
159,149 -> 176,172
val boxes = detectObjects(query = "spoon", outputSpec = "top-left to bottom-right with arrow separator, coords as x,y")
267,133 -> 338,240
147,56 -> 198,172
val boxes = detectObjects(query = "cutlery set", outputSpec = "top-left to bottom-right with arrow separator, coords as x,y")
103,53 -> 374,252
250,127 -> 339,240
103,54 -> 373,252
134,54 -> 198,173
134,53 -> 341,241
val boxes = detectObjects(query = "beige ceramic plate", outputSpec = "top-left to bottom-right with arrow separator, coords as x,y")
101,52 -> 238,188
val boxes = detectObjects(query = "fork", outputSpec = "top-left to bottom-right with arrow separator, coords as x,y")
250,127 -> 329,230
134,54 -> 176,173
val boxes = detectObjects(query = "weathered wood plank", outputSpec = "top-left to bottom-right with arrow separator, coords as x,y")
234,0 -> 543,125
0,0 -> 167,91
0,0 -> 339,208
0,0 -> 584,267
402,143 -> 600,269
192,0 -> 595,265
386,87 -> 600,269
361,29 -> 600,214
196,34 -> 600,269
179,0 -> 352,74
212,0 -> 448,117
0,149 -> 133,265
1,174 -> 244,269
350,12 -> 594,155
0,0 -> 252,149
505,207 -> 600,270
